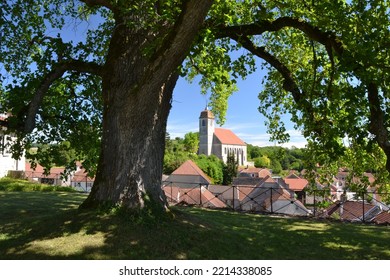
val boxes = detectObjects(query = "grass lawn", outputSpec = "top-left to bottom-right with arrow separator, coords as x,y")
0,179 -> 389,259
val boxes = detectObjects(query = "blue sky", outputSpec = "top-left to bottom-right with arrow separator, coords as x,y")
168,70 -> 308,148
1,11 -> 307,149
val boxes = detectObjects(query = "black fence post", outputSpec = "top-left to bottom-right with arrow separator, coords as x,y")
270,187 -> 273,213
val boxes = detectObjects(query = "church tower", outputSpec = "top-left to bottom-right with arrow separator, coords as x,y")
198,108 -> 215,156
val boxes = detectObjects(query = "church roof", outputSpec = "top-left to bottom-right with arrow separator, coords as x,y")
199,109 -> 215,119
214,128 -> 246,146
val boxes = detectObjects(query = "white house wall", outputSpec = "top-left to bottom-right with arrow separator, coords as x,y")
212,141 -> 247,166
0,155 -> 25,177
0,134 -> 25,177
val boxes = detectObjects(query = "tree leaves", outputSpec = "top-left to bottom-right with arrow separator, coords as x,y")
1,0 -> 389,184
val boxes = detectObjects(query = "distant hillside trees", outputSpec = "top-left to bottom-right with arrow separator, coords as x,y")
183,132 -> 199,154
254,155 -> 271,168
247,144 -> 305,173
163,133 -> 196,175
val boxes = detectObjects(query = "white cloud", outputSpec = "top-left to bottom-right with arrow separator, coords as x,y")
237,128 -> 307,148
166,120 -> 198,139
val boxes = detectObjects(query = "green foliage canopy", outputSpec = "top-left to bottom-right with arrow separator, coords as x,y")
254,155 -> 271,168
1,0 -> 389,198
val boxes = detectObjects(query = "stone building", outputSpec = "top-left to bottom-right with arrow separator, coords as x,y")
198,108 -> 247,166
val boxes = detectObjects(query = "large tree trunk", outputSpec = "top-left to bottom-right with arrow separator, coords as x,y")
79,23 -> 178,211
81,74 -> 178,212
80,0 -> 213,212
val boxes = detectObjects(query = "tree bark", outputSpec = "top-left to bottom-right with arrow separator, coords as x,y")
79,20 -> 177,212
80,0 -> 214,212
80,72 -> 178,212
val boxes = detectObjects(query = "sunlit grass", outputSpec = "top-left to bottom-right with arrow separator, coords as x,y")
0,177 -> 75,192
17,231 -> 107,258
0,179 -> 389,260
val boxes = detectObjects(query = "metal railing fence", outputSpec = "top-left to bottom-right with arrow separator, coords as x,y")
22,171 -> 93,192
162,181 -> 390,224
12,172 -> 390,224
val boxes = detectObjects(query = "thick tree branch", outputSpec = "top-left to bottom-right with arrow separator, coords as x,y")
230,35 -> 334,138
232,35 -> 309,110
23,60 -> 104,133
219,16 -> 390,160
215,16 -> 344,61
146,0 -> 213,86
79,0 -> 115,11
367,82 -> 390,168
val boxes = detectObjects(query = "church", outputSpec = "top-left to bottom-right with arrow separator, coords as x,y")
198,108 -> 247,166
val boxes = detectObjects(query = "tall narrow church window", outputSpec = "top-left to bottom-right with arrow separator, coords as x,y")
202,120 -> 206,126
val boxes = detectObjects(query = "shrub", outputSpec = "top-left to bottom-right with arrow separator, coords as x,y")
0,178 -> 75,192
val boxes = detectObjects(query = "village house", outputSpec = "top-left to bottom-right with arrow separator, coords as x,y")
283,172 -> 327,205
24,161 -> 71,186
335,168 -> 375,193
198,108 -> 247,166
284,173 -> 308,202
24,161 -> 95,190
239,175 -> 311,216
238,166 -> 272,178
163,159 -> 212,188
371,211 -> 390,225
71,168 -> 94,192
208,175 -> 272,209
162,160 -> 226,208
0,113 -> 25,177
208,170 -> 311,216
323,200 -> 383,222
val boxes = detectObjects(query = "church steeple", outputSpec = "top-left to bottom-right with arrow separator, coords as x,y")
198,108 -> 215,156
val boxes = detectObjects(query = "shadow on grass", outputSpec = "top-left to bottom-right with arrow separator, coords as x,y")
0,192 -> 389,260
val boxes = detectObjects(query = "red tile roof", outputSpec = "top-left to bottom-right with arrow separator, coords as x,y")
326,201 -> 378,221
172,160 -> 212,183
236,186 -> 257,201
241,184 -> 309,215
25,162 -> 65,178
286,172 -> 300,179
259,169 -> 272,177
372,211 -> 390,225
264,176 -> 276,183
71,169 -> 95,182
214,128 -> 246,146
337,171 -> 376,185
233,177 -> 263,186
239,167 -> 272,178
163,185 -> 226,208
284,177 -> 309,191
